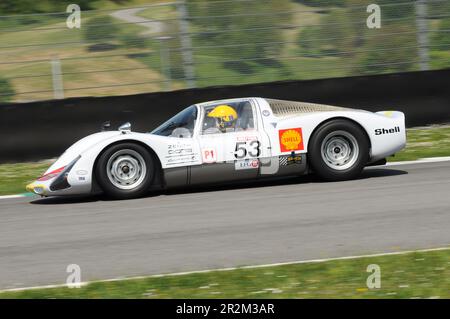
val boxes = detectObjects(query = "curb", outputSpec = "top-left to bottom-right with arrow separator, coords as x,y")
0,193 -> 34,200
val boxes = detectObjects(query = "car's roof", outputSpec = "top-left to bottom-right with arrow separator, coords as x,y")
196,97 -> 258,107
195,98 -> 358,118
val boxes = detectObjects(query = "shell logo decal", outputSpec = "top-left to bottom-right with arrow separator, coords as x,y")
279,128 -> 304,152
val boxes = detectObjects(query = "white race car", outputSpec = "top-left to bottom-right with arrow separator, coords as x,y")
26,98 -> 406,199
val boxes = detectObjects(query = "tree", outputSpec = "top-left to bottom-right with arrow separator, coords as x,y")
292,0 -> 344,7
353,24 -> 416,75
0,77 -> 14,103
433,18 -> 450,48
297,0 -> 420,77
187,0 -> 292,73
298,7 -> 362,57
83,16 -> 120,44
297,26 -> 324,55
0,0 -> 101,14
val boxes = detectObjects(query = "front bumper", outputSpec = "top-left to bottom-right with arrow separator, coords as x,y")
26,156 -> 81,196
26,182 -> 47,196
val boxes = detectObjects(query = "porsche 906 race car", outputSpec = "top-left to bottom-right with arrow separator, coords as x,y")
26,98 -> 406,199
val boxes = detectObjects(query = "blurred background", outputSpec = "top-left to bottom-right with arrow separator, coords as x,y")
0,1 -> 450,298
0,0 -> 449,103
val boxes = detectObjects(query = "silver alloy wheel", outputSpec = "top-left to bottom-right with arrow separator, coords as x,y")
106,149 -> 147,190
320,130 -> 359,171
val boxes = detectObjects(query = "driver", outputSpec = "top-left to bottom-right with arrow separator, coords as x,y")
204,105 -> 238,134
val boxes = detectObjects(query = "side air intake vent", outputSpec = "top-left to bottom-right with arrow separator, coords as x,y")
266,99 -> 348,117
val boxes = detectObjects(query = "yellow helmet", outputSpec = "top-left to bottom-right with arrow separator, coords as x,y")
207,105 -> 238,130
207,105 -> 238,122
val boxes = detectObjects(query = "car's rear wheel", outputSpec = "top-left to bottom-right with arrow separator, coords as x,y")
308,119 -> 369,181
95,143 -> 155,199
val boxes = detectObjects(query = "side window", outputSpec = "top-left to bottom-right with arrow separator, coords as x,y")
202,105 -> 220,134
235,102 -> 255,131
202,102 -> 255,135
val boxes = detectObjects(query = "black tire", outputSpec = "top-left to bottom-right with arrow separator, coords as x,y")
95,143 -> 156,199
308,119 -> 369,181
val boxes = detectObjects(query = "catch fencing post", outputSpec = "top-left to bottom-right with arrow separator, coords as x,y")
156,36 -> 173,91
176,0 -> 196,88
51,56 -> 64,99
416,0 -> 429,71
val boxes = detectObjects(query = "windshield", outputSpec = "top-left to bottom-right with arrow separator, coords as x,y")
151,105 -> 198,138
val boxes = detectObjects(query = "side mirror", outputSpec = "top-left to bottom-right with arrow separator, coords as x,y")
118,122 -> 131,133
101,121 -> 111,131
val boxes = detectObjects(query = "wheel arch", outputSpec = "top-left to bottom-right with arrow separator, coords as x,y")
307,116 -> 372,155
92,139 -> 164,192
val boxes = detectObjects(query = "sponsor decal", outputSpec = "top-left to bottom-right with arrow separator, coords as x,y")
166,155 -> 197,165
165,143 -> 198,166
375,126 -> 401,135
235,159 -> 260,170
202,148 -> 217,163
279,128 -> 304,152
168,148 -> 193,155
236,135 -> 258,142
279,153 -> 302,166
167,143 -> 193,155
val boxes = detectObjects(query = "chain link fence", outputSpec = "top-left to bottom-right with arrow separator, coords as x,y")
0,0 -> 449,103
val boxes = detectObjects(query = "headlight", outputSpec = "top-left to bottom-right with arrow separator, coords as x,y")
33,186 -> 45,195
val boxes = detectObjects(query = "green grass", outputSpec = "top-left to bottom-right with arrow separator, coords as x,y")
0,126 -> 449,196
0,160 -> 52,195
388,126 -> 450,162
1,248 -> 449,298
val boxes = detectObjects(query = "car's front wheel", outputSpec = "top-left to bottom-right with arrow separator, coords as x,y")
308,119 -> 369,181
95,143 -> 156,199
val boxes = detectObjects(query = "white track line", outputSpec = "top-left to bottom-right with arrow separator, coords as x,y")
386,156 -> 450,166
0,194 -> 29,200
1,246 -> 449,293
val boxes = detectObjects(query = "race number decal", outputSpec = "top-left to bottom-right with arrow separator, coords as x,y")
279,128 -> 304,152
234,140 -> 261,159
202,148 -> 217,163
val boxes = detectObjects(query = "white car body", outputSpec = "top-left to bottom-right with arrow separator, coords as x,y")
26,97 -> 406,197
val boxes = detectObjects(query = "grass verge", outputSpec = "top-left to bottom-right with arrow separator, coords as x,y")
387,125 -> 450,162
1,248 -> 449,298
0,160 -> 52,196
0,126 -> 449,196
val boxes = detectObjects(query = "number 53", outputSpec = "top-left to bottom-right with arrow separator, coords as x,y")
234,141 -> 261,159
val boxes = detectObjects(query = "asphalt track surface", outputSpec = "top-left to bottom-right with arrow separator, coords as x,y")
1,161 -> 450,289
